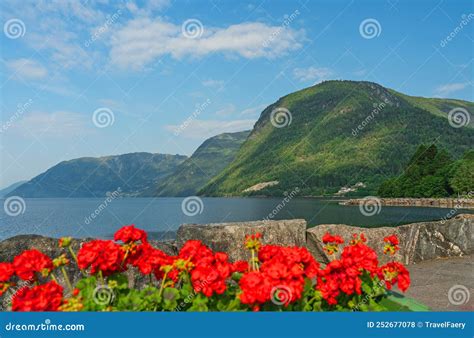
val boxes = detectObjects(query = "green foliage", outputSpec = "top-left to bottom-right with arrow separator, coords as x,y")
142,131 -> 250,196
378,145 -> 474,197
199,80 -> 474,197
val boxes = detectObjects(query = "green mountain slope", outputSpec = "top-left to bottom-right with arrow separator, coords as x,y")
8,153 -> 187,197
199,80 -> 474,196
378,145 -> 473,197
142,131 -> 251,196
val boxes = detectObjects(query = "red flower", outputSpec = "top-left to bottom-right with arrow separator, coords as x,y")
317,242 -> 378,305
383,235 -> 400,255
180,242 -> 233,297
231,260 -> 249,273
350,233 -> 367,245
0,262 -> 14,282
245,233 -> 262,251
322,232 -> 344,255
131,243 -> 173,277
384,235 -> 399,246
378,262 -> 410,292
114,225 -> 148,244
239,245 -> 320,307
12,281 -> 63,311
322,233 -> 344,244
239,271 -> 273,304
13,250 -> 53,281
77,240 -> 124,276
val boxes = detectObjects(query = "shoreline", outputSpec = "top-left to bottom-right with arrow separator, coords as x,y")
340,197 -> 474,209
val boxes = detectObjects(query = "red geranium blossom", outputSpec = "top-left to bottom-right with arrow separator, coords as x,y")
114,225 -> 148,244
178,241 -> 233,297
322,232 -> 344,255
13,249 -> 53,281
231,260 -> 249,273
383,235 -> 400,255
77,240 -> 124,276
131,243 -> 173,278
0,262 -> 14,282
378,262 -> 410,292
239,244 -> 320,307
322,233 -> 344,244
190,252 -> 232,297
317,242 -> 378,305
12,281 -> 63,311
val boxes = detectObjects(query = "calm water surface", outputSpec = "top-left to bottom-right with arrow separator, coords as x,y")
0,197 -> 471,241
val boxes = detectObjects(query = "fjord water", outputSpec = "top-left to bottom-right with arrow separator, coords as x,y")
0,197 -> 471,241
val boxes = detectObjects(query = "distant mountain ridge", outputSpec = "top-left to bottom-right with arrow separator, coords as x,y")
199,80 -> 474,196
0,181 -> 27,197
141,131 -> 251,196
8,153 -> 187,198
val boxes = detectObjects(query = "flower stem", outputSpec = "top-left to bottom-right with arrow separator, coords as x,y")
68,246 -> 78,265
158,271 -> 169,298
98,270 -> 105,285
60,267 -> 73,292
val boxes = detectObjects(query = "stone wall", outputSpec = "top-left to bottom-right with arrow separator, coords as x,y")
340,198 -> 474,209
177,219 -> 306,262
306,214 -> 473,265
0,214 -> 472,298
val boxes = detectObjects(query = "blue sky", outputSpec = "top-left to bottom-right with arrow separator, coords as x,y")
0,0 -> 473,187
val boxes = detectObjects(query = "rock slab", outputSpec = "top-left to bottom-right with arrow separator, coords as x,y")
177,219 -> 307,262
306,214 -> 473,265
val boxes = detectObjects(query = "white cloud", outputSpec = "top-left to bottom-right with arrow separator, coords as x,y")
110,18 -> 304,69
240,104 -> 267,117
434,82 -> 470,97
10,111 -> 88,138
215,104 -> 236,117
202,79 -> 225,90
7,58 -> 48,79
165,119 -> 255,139
293,66 -> 333,82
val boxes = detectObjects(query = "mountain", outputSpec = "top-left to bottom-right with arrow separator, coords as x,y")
199,80 -> 474,196
0,181 -> 28,197
8,153 -> 187,198
141,131 -> 251,196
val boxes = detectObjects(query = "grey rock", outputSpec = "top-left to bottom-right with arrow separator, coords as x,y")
177,219 -> 307,262
306,214 -> 474,265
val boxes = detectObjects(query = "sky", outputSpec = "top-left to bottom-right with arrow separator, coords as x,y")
0,0 -> 473,188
